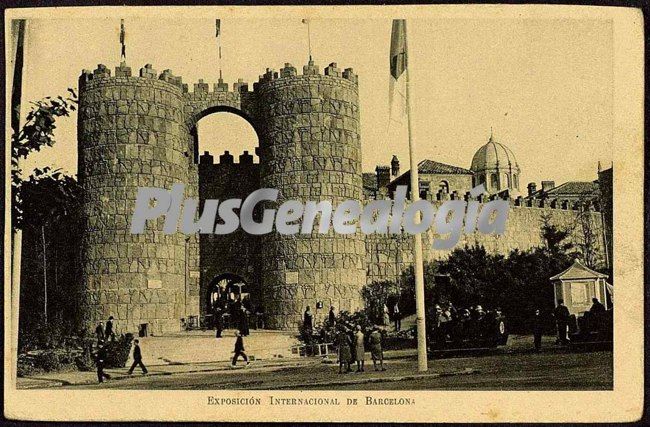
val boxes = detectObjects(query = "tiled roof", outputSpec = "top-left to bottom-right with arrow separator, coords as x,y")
418,159 -> 474,175
546,181 -> 599,195
388,159 -> 473,187
528,181 -> 599,199
550,260 -> 608,281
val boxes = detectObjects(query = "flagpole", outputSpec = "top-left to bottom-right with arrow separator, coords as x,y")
403,20 -> 428,372
10,18 -> 27,390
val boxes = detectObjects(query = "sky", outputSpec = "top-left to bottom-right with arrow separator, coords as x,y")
18,15 -> 613,186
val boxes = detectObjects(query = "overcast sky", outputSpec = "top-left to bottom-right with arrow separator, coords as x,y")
20,16 -> 612,186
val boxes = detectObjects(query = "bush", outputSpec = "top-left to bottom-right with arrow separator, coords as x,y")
361,280 -> 397,325
17,355 -> 41,377
104,333 -> 134,368
35,350 -> 62,372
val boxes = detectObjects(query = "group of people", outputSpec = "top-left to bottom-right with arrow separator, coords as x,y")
94,316 -> 116,344
92,316 -> 149,383
429,302 -> 498,346
336,325 -> 386,374
212,295 -> 263,339
534,297 -> 608,350
381,302 -> 402,331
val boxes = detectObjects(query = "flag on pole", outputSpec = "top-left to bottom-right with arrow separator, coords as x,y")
389,19 -> 408,123
120,19 -> 126,60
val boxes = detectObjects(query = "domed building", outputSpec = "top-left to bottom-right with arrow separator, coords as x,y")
471,131 -> 521,196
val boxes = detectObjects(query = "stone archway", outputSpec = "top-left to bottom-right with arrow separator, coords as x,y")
187,105 -> 261,164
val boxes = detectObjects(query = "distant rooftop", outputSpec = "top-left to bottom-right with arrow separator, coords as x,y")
527,181 -> 599,199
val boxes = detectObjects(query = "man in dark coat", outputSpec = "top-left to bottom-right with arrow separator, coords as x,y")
231,330 -> 249,366
328,306 -> 336,327
239,305 -> 250,337
303,306 -> 314,331
532,309 -> 543,352
105,316 -> 115,342
588,297 -> 606,333
553,299 -> 570,344
214,307 -> 224,338
95,341 -> 111,383
95,321 -> 105,344
393,302 -> 401,332
127,339 -> 148,375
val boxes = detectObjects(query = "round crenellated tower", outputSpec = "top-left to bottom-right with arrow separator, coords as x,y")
78,62 -> 189,335
255,61 -> 366,329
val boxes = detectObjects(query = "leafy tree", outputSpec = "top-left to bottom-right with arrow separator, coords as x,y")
540,213 -> 573,255
12,89 -> 77,223
12,90 -> 85,350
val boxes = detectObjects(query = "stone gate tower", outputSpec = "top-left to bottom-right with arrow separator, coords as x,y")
256,62 -> 366,329
78,60 -> 366,334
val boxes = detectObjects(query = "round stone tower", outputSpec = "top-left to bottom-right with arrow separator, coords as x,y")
78,63 -> 189,335
256,61 -> 366,329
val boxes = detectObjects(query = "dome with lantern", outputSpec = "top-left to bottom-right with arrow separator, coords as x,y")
470,131 -> 521,195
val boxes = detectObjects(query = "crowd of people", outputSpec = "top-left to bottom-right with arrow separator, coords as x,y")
428,302 -> 504,348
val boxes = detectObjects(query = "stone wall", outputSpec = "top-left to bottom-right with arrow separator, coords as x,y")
365,201 -> 606,287
78,63 -> 189,335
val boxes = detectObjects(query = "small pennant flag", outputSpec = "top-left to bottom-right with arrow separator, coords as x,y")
215,19 -> 221,37
302,18 -> 310,24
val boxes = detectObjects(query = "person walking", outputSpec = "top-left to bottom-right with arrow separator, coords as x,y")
105,316 -> 115,342
95,341 -> 111,383
369,326 -> 386,371
127,339 -> 148,375
532,309 -> 543,352
95,321 -> 105,344
354,325 -> 365,373
214,306 -> 224,338
231,330 -> 249,367
337,328 -> 352,374
553,299 -> 570,345
393,302 -> 401,331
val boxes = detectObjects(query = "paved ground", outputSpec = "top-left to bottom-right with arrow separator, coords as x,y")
19,335 -> 612,391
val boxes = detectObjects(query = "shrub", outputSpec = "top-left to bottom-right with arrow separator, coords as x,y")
361,280 -> 396,325
36,350 -> 62,372
17,355 -> 41,377
104,333 -> 134,368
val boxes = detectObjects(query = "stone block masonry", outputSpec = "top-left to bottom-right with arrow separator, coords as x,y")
78,66 -> 189,335
79,61 -> 364,333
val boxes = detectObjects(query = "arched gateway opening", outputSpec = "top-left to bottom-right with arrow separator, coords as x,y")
191,106 -> 263,326
190,106 -> 260,164
206,273 -> 258,330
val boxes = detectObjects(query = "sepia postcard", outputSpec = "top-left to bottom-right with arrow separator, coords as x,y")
3,4 -> 644,423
